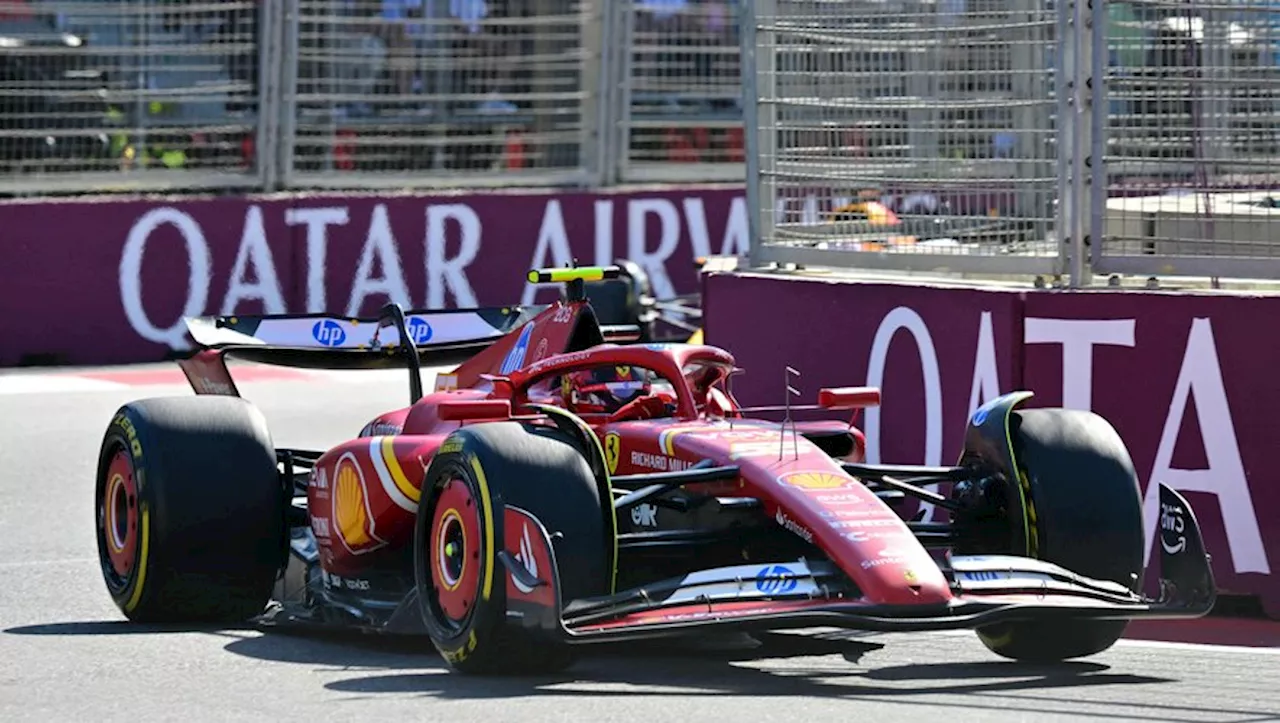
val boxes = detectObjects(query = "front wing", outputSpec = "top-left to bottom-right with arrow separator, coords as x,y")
503,483 -> 1217,644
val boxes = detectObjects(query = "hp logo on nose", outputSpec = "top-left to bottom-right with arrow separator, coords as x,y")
312,320 -> 347,347
406,317 -> 433,345
755,565 -> 798,595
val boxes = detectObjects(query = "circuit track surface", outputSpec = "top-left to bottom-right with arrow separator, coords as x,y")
2,364 -> 1277,722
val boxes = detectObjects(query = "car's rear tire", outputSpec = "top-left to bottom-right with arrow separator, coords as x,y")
95,397 -> 286,624
974,408 -> 1145,662
414,421 -> 610,675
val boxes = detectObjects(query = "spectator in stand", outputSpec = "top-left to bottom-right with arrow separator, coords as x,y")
361,0 -> 517,114
370,0 -> 428,100
446,0 -> 520,114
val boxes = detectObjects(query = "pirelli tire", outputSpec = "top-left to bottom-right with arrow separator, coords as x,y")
94,397 -> 287,624
976,408 -> 1145,662
413,421 -> 610,675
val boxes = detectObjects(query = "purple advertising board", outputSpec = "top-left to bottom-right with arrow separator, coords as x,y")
1021,290 -> 1280,617
704,271 -> 1280,618
0,186 -> 745,366
702,271 -> 1024,471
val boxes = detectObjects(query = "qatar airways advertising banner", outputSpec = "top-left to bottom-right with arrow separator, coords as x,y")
0,186 -> 745,366
704,272 -> 1280,618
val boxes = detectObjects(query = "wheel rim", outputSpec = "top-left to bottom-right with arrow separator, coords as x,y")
98,446 -> 138,591
428,475 -> 482,629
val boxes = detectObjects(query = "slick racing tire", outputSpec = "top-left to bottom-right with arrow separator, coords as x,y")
414,421 -> 610,675
95,397 -> 286,624
975,408 -> 1144,662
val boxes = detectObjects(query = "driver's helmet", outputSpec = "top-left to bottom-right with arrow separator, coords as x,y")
561,365 -> 651,414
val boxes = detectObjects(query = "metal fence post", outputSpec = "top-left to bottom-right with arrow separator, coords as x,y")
277,0 -> 301,190
740,0 -> 766,270
580,0 -> 605,186
1089,0 -> 1108,280
1055,0 -> 1078,285
595,0 -> 622,186
1069,0 -> 1094,288
258,0 -> 282,191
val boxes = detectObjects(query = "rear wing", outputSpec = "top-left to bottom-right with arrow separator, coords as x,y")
178,303 -> 544,402
184,305 -> 542,370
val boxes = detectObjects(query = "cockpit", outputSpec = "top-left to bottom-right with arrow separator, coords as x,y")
522,353 -> 738,423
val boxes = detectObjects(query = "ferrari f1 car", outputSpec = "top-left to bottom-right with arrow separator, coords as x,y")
94,265 -> 1216,674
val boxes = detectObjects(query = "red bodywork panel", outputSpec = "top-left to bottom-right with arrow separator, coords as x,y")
598,418 -> 951,607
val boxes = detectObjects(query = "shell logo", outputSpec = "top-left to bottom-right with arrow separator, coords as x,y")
332,454 -> 387,555
779,471 -> 852,491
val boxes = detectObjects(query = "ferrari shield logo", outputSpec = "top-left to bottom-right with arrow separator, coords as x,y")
604,432 -> 621,474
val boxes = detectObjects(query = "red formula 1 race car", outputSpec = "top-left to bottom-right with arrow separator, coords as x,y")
94,266 -> 1216,675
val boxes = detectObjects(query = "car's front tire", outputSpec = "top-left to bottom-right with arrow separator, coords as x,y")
974,408 -> 1145,662
414,421 -> 610,675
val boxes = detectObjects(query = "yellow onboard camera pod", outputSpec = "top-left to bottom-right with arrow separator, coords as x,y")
526,266 -> 622,284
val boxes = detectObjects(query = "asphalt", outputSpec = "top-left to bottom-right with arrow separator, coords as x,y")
1,368 -> 1278,722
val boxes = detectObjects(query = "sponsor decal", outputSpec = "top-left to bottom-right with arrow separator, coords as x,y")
501,321 -> 536,375
511,522 -> 538,594
311,467 -> 328,490
904,569 -> 918,584
712,429 -> 786,443
191,376 -> 235,395
312,319 -> 347,347
779,471 -> 853,491
755,564 -> 799,595
730,440 -> 801,459
820,508 -> 882,522
833,518 -> 900,529
604,432 -> 621,474
775,509 -> 815,543
441,630 -> 480,665
629,450 -> 694,472
861,557 -> 908,570
114,414 -> 143,460
525,349 -> 595,377
332,454 -> 388,555
631,503 -> 658,527
434,374 -> 459,392
814,493 -> 863,504
405,316 -> 433,345
361,421 -> 403,437
552,305 -> 574,324
1161,500 -> 1187,555
532,337 -> 549,363
841,528 -> 904,543
958,570 -> 1002,582
311,517 -> 330,538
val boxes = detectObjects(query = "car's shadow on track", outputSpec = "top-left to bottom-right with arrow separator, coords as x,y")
5,621 -> 257,637
12,621 -> 1264,722
213,627 -> 1220,720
